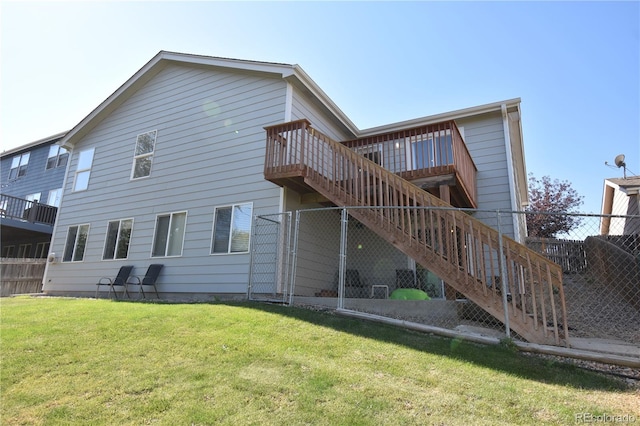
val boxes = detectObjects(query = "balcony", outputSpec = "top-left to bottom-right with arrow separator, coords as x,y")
265,119 -> 477,208
0,194 -> 57,227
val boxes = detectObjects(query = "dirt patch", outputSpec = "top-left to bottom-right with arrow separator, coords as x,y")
562,273 -> 640,344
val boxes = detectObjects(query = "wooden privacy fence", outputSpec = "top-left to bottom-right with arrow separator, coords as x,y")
1,258 -> 46,296
525,237 -> 587,273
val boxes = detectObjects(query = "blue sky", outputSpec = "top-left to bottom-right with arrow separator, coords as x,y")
1,1 -> 638,215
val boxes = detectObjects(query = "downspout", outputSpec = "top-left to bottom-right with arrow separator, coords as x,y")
278,82 -> 294,214
501,104 -> 521,242
284,81 -> 293,123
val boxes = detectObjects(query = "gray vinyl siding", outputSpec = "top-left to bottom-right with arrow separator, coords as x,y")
0,140 -> 66,257
457,112 -> 516,238
345,224 -> 409,288
282,85 -> 359,293
291,85 -> 355,142
0,142 -> 66,206
44,64 -> 288,295
294,209 -> 342,296
290,208 -> 411,297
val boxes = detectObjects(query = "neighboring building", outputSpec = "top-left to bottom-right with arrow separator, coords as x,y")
600,176 -> 640,235
42,51 -> 531,299
1,132 -> 68,258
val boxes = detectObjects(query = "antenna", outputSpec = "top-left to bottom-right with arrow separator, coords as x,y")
614,154 -> 627,178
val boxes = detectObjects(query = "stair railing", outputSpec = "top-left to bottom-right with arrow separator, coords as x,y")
265,120 -> 568,344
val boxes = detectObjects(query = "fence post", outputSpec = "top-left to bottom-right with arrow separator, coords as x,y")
247,213 -> 258,300
497,210 -> 511,339
288,210 -> 301,306
337,208 -> 349,309
282,211 -> 292,305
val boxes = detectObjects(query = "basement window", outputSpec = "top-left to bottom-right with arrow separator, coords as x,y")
63,224 -> 90,262
151,211 -> 186,257
211,203 -> 253,254
103,219 -> 133,260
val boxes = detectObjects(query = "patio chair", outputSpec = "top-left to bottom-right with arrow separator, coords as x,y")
95,265 -> 134,299
129,264 -> 163,299
333,269 -> 368,297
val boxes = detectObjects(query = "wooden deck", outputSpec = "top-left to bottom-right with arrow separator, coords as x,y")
265,120 -> 568,346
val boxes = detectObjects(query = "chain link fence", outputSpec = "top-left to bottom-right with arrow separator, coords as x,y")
248,212 -> 293,303
524,212 -> 640,345
250,207 -> 639,354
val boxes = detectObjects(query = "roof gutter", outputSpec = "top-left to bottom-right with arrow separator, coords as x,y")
1,131 -> 68,158
358,98 -> 522,136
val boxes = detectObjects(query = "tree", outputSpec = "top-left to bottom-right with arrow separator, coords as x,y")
526,174 -> 584,238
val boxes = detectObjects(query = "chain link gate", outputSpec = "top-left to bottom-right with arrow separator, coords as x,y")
248,212 -> 293,303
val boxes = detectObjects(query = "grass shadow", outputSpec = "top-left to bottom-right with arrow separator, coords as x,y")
106,296 -> 634,392
210,300 -> 634,392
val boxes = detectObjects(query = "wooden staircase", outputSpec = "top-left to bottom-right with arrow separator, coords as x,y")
264,120 -> 569,346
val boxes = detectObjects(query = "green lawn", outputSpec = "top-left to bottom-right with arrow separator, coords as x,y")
1,297 -> 638,425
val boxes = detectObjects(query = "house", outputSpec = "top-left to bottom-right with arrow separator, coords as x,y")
1,132 -> 68,258
588,176 -> 640,311
600,176 -> 640,235
41,51 -> 567,344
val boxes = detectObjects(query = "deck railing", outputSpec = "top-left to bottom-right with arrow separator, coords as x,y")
342,121 -> 477,206
0,194 -> 57,226
265,120 -> 568,345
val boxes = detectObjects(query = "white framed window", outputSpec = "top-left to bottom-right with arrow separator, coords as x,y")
410,131 -> 453,170
131,130 -> 157,179
356,144 -> 383,166
46,145 -> 69,170
35,242 -> 49,258
151,211 -> 186,257
73,148 -> 95,192
2,245 -> 15,257
25,193 -> 41,203
17,244 -> 32,258
211,202 -> 253,254
24,193 -> 41,218
9,152 -> 30,180
103,219 -> 133,260
63,224 -> 90,262
47,188 -> 62,207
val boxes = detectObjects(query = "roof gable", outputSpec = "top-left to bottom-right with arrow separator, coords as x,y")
60,51 -> 314,149
60,51 -> 525,152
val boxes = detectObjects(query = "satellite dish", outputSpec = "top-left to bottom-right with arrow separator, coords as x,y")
613,154 -> 627,178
